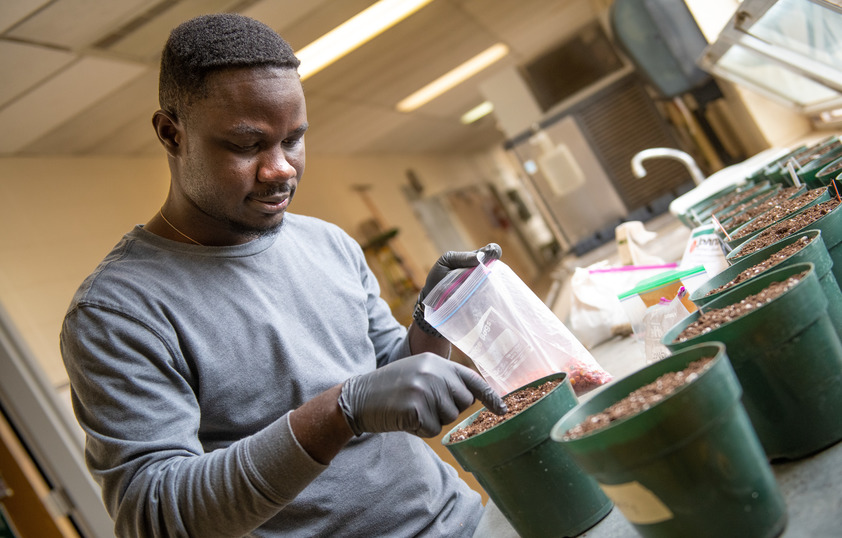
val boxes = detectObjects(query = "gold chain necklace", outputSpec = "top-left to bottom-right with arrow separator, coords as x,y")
159,210 -> 203,246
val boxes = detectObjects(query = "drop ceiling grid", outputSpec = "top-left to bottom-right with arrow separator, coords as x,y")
0,40 -> 77,107
0,0 -> 52,34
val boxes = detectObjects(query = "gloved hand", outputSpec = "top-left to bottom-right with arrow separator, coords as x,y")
419,243 -> 502,303
413,243 -> 502,336
338,353 -> 508,437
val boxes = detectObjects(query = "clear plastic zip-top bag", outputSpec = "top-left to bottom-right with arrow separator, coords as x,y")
424,258 -> 611,396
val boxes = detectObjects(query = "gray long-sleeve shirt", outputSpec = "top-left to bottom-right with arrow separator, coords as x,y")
60,213 -> 482,537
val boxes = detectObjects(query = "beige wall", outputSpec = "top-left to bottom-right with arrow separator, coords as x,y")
0,157 -> 169,386
0,149 -> 531,391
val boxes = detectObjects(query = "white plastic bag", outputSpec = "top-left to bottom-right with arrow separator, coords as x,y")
567,262 -> 681,348
679,224 -> 730,281
568,267 -> 632,349
423,259 -> 612,396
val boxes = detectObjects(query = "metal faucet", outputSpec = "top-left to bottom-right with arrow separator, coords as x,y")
631,147 -> 706,186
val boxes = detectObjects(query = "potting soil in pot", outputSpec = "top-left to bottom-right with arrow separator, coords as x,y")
448,379 -> 562,442
704,235 -> 813,297
723,186 -> 802,231
731,189 -> 826,240
733,198 -> 841,260
707,183 -> 768,216
444,372 -> 614,537
562,357 -> 714,440
676,271 -> 808,342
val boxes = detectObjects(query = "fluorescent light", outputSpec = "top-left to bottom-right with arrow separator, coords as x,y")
296,0 -> 435,80
460,101 -> 494,124
396,43 -> 509,112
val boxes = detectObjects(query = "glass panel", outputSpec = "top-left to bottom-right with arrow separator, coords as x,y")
746,0 -> 842,71
718,44 -> 840,106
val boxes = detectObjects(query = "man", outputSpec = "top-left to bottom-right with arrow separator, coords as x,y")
60,13 -> 507,537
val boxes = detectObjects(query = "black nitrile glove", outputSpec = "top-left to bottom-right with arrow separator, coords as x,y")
413,243 -> 502,336
338,353 -> 508,437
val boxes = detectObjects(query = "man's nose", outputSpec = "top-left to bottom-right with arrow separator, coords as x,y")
258,147 -> 297,182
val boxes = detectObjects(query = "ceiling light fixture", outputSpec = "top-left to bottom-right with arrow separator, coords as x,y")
396,43 -> 509,113
460,101 -> 494,124
296,0 -> 435,81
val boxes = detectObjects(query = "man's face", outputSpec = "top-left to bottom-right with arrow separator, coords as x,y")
172,66 -> 307,244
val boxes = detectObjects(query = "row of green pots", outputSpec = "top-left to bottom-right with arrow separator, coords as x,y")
443,232 -> 842,536
445,341 -> 793,537
724,187 -> 830,251
756,136 -> 840,187
715,184 -> 805,238
692,230 -> 842,341
439,176 -> 842,537
727,181 -> 842,289
665,262 -> 842,461
681,136 -> 839,230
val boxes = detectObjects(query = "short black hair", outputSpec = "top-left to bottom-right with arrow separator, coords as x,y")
159,13 -> 300,120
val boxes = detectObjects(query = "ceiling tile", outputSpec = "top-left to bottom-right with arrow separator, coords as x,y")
22,68 -> 158,155
259,0 -> 378,51
241,0 -> 336,49
368,112 -> 503,154
302,1 -> 497,108
0,0 -> 52,34
0,0 -> 606,156
7,0 -> 157,50
0,56 -> 147,154
0,40 -> 76,106
93,110 -> 161,155
304,94 -> 409,155
458,0 -> 597,60
101,0 -> 245,62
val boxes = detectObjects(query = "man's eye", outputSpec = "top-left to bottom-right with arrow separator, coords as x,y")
282,137 -> 303,148
232,142 -> 259,152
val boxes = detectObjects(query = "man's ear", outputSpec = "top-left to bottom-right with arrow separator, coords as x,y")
152,110 -> 182,156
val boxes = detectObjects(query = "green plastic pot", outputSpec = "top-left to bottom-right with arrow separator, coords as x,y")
443,372 -> 612,538
663,262 -> 842,460
718,184 -> 805,237
549,343 -> 786,538
812,155 -> 842,189
713,183 -> 782,225
724,187 -> 831,252
696,181 -> 775,224
728,185 -> 842,287
765,138 -> 840,186
681,185 -> 743,227
798,143 -> 842,188
690,230 -> 842,340
761,145 -> 807,185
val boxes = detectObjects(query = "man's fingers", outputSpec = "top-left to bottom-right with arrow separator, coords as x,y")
477,243 -> 502,263
453,365 -> 508,416
437,243 -> 501,271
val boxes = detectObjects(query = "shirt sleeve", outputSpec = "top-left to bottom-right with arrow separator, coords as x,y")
61,304 -> 327,538
350,240 -> 414,367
